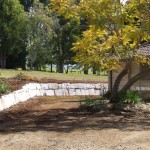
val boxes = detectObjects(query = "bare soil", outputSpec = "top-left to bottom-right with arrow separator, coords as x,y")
0,96 -> 150,150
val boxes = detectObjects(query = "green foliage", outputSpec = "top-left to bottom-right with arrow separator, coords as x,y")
0,0 -> 26,68
119,91 -> 143,104
15,72 -> 28,80
51,0 -> 150,70
0,80 -> 9,94
80,98 -> 109,111
51,16 -> 81,73
26,0 -> 54,70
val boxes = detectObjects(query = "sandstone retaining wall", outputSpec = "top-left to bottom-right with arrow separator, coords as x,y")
0,83 -> 108,111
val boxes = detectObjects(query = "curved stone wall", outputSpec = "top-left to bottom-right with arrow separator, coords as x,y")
0,82 -> 108,111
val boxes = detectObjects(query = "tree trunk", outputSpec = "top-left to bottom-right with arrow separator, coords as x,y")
57,59 -> 64,73
110,60 -> 132,103
30,59 -> 33,70
65,65 -> 69,74
20,50 -> 26,70
50,63 -> 53,72
93,70 -> 96,74
84,70 -> 88,75
0,49 -> 6,69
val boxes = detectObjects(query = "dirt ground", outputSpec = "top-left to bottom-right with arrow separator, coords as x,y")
0,96 -> 150,150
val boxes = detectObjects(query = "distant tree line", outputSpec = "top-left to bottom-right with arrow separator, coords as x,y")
0,0 -> 82,73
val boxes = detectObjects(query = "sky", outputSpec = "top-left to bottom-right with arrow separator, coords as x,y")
121,0 -> 127,4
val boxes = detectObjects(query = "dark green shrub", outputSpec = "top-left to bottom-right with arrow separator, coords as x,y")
119,91 -> 143,104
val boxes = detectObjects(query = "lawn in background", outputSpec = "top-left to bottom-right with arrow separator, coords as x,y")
0,69 -> 108,82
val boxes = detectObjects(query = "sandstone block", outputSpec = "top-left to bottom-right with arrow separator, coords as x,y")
95,90 -> 101,96
48,83 -> 58,89
55,89 -> 63,96
69,89 -> 76,96
59,83 -> 70,89
80,89 -> 89,95
79,83 -> 95,89
35,90 -> 40,96
35,83 -> 41,90
20,92 -> 31,102
22,83 -> 37,90
14,93 -> 22,103
76,89 -> 82,95
88,89 -> 95,95
45,90 -> 55,96
41,84 -> 49,90
69,84 -> 79,89
77,83 -> 87,89
39,90 -> 46,96
28,90 -> 38,98
0,95 -> 15,109
62,89 -> 69,96
95,84 -> 102,89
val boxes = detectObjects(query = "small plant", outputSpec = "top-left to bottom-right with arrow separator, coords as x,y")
15,72 -> 28,80
119,91 -> 143,104
80,98 -> 101,107
0,80 -> 9,94
80,98 -> 109,111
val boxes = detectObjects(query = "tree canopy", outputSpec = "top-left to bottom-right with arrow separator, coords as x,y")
51,0 -> 150,70
51,0 -> 150,102
0,0 -> 26,68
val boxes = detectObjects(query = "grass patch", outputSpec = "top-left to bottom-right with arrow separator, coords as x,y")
80,98 -> 110,112
0,80 -> 9,94
119,91 -> 143,104
0,69 -> 108,82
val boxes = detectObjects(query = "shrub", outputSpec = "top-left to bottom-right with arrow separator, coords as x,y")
119,91 -> 143,104
0,80 -> 9,94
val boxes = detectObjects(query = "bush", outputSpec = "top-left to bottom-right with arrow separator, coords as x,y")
0,80 -> 9,94
119,91 -> 143,104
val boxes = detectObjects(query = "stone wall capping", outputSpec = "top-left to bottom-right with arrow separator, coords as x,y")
48,83 -> 59,89
45,90 -> 55,96
41,84 -> 49,90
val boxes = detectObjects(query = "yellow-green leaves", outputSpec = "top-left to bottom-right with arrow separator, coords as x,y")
51,0 -> 150,70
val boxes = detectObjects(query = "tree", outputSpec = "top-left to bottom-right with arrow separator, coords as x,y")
26,0 -> 53,70
0,0 -> 26,69
51,0 -> 150,102
51,16 -> 81,73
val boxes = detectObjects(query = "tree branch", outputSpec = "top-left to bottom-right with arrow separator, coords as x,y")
119,68 -> 150,94
111,60 -> 132,96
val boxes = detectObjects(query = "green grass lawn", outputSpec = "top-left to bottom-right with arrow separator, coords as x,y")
0,69 -> 108,82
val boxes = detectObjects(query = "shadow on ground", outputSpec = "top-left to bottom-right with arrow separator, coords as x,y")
0,97 -> 149,134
